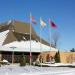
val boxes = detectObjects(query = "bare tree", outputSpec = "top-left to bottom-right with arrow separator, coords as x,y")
52,32 -> 60,48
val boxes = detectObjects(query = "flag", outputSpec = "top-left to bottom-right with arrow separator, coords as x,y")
30,13 -> 37,24
49,18 -> 57,28
40,17 -> 46,27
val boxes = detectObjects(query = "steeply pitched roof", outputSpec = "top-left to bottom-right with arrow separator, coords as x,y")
0,25 -> 9,32
3,31 -> 17,45
9,20 -> 36,35
0,20 -> 36,35
0,20 -> 50,46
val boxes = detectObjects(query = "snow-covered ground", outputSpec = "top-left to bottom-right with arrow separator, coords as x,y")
0,65 -> 75,75
41,63 -> 75,67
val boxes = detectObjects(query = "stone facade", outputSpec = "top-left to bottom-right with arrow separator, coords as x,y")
60,52 -> 75,63
37,51 -> 57,63
38,51 -> 75,64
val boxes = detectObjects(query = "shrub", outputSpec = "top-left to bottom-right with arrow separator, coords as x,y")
20,53 -> 26,66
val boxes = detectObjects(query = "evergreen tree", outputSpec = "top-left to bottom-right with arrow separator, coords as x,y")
70,48 -> 75,52
54,50 -> 60,63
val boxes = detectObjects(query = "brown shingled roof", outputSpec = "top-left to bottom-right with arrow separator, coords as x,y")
0,25 -> 9,32
0,20 -> 50,46
10,20 -> 36,35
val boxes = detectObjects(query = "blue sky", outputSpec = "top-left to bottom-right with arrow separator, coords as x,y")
0,0 -> 75,51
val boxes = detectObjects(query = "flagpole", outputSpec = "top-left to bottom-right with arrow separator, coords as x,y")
40,17 -> 42,67
11,20 -> 15,65
49,19 -> 52,52
49,19 -> 57,51
40,17 -> 46,67
40,25 -> 42,67
30,12 -> 32,66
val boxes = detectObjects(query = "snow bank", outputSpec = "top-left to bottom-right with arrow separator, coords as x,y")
0,65 -> 75,75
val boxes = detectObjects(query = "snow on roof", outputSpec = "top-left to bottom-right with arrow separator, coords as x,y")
0,30 -> 9,45
0,40 -> 58,52
0,30 -> 58,52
